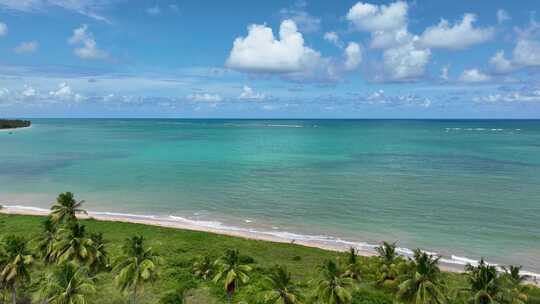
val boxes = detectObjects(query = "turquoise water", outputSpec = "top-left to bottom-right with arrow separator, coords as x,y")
1,119 -> 540,271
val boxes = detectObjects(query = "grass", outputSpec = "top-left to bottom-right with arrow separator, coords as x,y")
0,213 -> 537,304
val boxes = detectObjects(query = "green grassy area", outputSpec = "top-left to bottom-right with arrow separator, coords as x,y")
0,212 -> 538,304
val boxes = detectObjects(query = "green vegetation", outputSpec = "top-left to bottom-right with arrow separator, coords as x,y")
0,119 -> 31,130
0,192 -> 539,304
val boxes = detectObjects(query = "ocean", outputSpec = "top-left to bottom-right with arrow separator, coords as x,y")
1,119 -> 539,273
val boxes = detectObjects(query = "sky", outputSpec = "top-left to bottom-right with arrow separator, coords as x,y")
0,0 -> 540,118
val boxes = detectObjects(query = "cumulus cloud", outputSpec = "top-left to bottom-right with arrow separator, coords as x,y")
238,85 -> 266,101
512,39 -> 540,67
489,51 -> 513,73
473,88 -> 540,103
459,69 -> 491,83
14,41 -> 38,54
0,22 -> 7,36
418,14 -> 494,50
440,65 -> 450,81
226,20 -> 323,74
496,9 -> 510,24
49,82 -> 86,102
186,93 -> 223,102
344,42 -> 362,71
346,1 -> 407,32
68,24 -> 109,60
324,31 -> 342,48
382,40 -> 431,81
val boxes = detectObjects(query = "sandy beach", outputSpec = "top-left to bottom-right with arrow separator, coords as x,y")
1,204 -> 530,280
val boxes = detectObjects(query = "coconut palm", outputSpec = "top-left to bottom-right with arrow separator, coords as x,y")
343,248 -> 362,282
52,222 -> 94,265
35,217 -> 58,264
260,265 -> 303,304
0,235 -> 34,304
39,262 -> 96,304
315,260 -> 354,304
499,265 -> 528,304
212,249 -> 252,303
50,192 -> 86,224
376,242 -> 397,265
88,232 -> 109,274
465,259 -> 501,304
192,255 -> 213,280
114,236 -> 161,304
397,249 -> 446,304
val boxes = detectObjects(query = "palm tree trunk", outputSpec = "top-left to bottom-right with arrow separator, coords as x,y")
11,286 -> 16,304
132,284 -> 137,304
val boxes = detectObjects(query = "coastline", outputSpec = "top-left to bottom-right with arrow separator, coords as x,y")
2,204 -> 539,285
0,125 -> 32,132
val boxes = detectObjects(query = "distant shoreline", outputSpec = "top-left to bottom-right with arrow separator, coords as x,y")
0,119 -> 32,131
1,204 -> 539,285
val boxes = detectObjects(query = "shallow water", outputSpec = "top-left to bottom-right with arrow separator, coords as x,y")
1,119 -> 539,271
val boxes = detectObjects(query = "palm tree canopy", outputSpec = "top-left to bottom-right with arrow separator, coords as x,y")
88,232 -> 109,273
397,249 -> 446,304
50,192 -> 86,224
315,260 -> 354,304
35,217 -> 58,264
53,222 -> 95,265
212,249 -> 252,296
465,259 -> 501,304
114,236 -> 161,294
40,262 -> 96,304
261,265 -> 303,304
0,235 -> 34,288
192,255 -> 214,280
376,242 -> 397,265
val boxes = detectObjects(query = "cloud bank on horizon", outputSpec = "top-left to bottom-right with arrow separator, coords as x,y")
0,0 -> 539,118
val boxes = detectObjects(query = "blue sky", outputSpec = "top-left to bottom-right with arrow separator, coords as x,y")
0,0 -> 540,118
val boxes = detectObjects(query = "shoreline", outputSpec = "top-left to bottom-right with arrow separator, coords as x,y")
2,204 -> 539,285
0,125 -> 32,132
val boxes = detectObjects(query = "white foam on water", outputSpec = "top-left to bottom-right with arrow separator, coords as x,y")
89,211 -> 158,219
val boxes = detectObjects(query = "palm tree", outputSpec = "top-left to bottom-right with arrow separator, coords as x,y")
52,222 -> 94,265
465,259 -> 501,304
315,260 -> 354,304
88,232 -> 108,274
376,242 -> 397,265
50,192 -> 86,224
260,265 -> 303,304
500,265 -> 528,304
343,248 -> 362,282
375,242 -> 402,287
35,217 -> 58,264
397,249 -> 446,304
39,262 -> 96,304
114,236 -> 161,304
212,249 -> 252,303
192,255 -> 213,280
0,235 -> 34,304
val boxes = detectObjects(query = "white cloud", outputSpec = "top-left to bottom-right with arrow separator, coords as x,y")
279,7 -> 321,33
238,85 -> 266,101
489,50 -> 513,73
459,69 -> 491,83
496,9 -> 510,24
512,39 -> 540,67
68,24 -> 109,60
146,6 -> 160,16
186,93 -> 223,102
0,0 -> 116,23
364,89 -> 431,107
473,89 -> 540,103
14,41 -> 38,54
346,1 -> 408,32
226,19 -> 324,74
0,22 -> 7,36
418,14 -> 494,50
344,42 -> 362,71
369,27 -> 412,49
382,40 -> 431,81
440,65 -> 450,81
324,31 -> 342,47
49,82 -> 86,102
